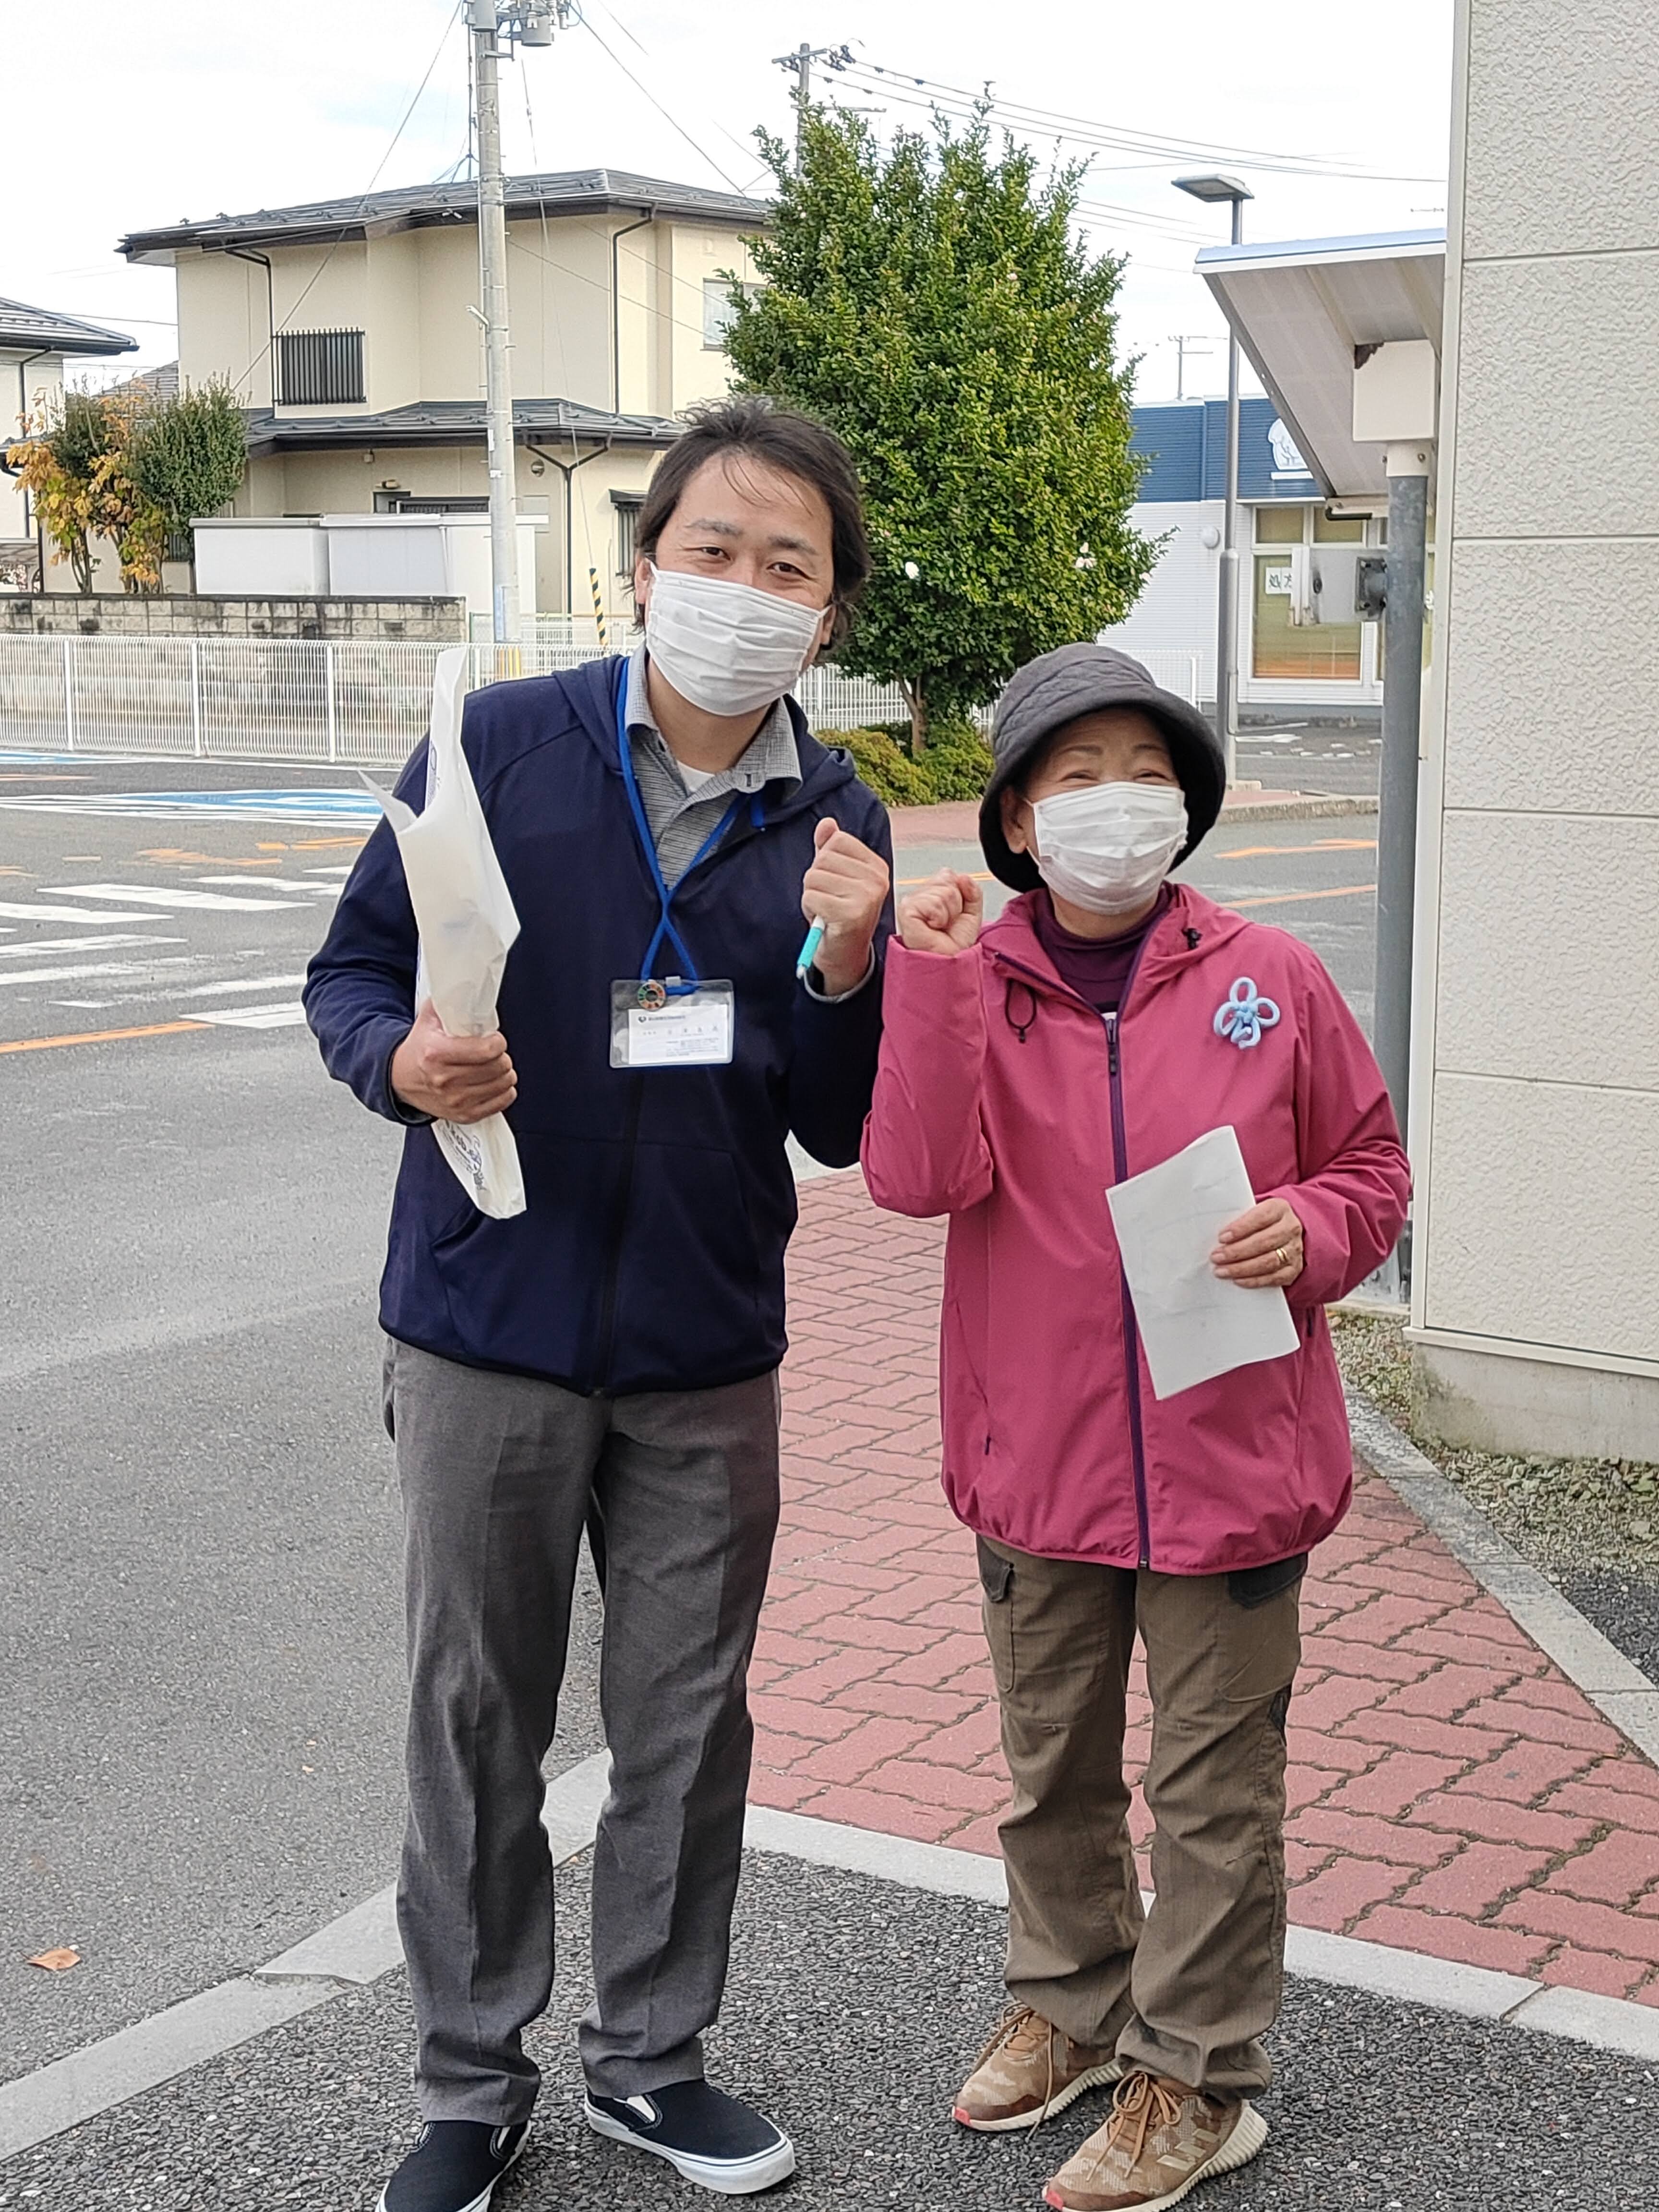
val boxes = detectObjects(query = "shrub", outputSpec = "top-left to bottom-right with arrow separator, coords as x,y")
834,725 -> 933,808
914,717 -> 997,803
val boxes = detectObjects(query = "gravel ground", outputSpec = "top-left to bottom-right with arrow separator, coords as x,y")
1333,1312 -> 1659,1688
1,1852 -> 1654,2212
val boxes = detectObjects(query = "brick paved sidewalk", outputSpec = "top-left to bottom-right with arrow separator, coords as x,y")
755,1175 -> 1659,2008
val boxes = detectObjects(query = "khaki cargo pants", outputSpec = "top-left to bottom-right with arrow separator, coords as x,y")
977,1536 -> 1304,2098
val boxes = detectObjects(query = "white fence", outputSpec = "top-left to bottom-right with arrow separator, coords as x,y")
0,634 -> 918,768
0,634 -> 1200,769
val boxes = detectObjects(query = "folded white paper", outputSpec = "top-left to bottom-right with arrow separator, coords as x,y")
1105,1124 -> 1299,1400
368,648 -> 525,1221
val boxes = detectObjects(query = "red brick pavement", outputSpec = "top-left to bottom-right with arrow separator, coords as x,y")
756,1175 -> 1659,2007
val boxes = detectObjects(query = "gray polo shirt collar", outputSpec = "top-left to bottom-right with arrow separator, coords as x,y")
623,645 -> 801,802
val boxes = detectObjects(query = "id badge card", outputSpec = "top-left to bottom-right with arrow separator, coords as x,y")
610,978 -> 735,1068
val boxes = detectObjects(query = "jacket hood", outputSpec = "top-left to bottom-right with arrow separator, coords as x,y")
564,654 -> 860,824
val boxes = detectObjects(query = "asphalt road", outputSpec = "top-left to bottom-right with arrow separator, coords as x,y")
1,1854 -> 1653,2212
0,754 -> 606,2085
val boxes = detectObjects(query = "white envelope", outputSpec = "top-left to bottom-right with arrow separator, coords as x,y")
1105,1124 -> 1300,1400
368,649 -> 525,1221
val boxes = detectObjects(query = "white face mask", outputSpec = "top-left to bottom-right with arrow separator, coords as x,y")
643,562 -> 828,719
1031,781 -> 1188,916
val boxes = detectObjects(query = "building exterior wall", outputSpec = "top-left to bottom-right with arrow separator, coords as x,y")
1,349 -> 65,556
1115,400 -> 1386,714
170,209 -> 753,424
1411,0 -> 1659,1455
176,252 -> 271,405
1098,501 -> 1222,699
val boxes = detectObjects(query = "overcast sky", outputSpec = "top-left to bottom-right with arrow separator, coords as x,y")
12,0 -> 1453,405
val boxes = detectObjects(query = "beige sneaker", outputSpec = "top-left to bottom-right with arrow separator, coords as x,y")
952,2003 -> 1122,2133
1043,2068 -> 1267,2210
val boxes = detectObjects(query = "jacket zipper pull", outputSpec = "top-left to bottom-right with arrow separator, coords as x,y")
1105,1010 -> 1119,1075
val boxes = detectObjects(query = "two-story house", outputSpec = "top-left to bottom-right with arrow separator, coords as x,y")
118,168 -> 769,622
1,298 -> 136,587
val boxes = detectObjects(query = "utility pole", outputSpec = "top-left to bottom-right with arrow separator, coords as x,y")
1168,335 -> 1216,404
1174,174 -> 1252,783
773,42 -> 853,170
466,0 -> 575,645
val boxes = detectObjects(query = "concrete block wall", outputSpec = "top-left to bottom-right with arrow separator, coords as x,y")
1412,0 -> 1659,1459
0,596 -> 467,642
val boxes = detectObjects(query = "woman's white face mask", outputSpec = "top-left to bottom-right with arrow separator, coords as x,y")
1031,781 -> 1188,916
643,562 -> 828,719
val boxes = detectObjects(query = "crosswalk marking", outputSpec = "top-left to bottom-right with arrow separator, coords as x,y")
192,876 -> 339,895
0,935 -> 185,958
0,959 -> 193,990
0,900 -> 154,923
181,974 -> 308,998
192,1003 -> 309,1029
38,884 -> 308,913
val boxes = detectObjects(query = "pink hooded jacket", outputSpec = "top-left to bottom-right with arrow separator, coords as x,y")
861,884 -> 1410,1575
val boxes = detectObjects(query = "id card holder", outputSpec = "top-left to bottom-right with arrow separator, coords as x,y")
610,977 -> 735,1068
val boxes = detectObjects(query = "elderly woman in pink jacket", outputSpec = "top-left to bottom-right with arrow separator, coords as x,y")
862,644 -> 1409,2212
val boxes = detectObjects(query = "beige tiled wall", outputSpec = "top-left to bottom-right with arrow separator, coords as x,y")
1416,0 -> 1659,1449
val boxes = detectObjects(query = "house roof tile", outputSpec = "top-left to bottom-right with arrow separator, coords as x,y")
121,169 -> 769,262
0,296 -> 138,355
242,395 -> 681,457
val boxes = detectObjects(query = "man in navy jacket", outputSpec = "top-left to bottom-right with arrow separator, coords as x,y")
306,397 -> 891,2212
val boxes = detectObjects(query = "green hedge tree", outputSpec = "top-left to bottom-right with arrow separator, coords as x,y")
724,109 -> 1155,747
127,379 -> 248,580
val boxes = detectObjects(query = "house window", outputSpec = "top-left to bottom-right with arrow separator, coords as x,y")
613,494 -> 644,576
277,328 -> 366,407
702,278 -> 762,351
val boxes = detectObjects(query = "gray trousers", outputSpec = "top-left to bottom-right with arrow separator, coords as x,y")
384,1338 -> 781,2121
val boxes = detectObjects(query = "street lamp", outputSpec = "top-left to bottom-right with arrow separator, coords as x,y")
1173,173 -> 1252,782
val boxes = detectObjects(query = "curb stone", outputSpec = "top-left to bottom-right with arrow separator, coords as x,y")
1345,1388 -> 1659,1767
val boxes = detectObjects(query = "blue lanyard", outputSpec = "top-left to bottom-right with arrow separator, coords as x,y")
615,666 -> 745,990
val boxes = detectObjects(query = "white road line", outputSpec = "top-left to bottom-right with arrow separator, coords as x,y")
0,901 -> 155,924
305,866 -> 354,877
193,877 -> 339,895
38,884 -> 307,914
191,1004 -> 308,1028
0,935 -> 186,958
181,974 -> 309,998
0,959 -> 194,989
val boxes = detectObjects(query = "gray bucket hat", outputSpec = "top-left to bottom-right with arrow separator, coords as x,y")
979,643 -> 1227,892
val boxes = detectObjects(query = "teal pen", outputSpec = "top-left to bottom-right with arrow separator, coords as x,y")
795,916 -> 827,977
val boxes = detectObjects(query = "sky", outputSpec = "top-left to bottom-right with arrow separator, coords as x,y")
9,0 -> 1454,405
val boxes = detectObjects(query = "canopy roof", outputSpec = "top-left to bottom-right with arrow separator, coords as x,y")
1196,228 -> 1446,501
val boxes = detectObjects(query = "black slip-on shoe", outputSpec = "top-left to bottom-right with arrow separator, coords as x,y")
584,2079 -> 795,2195
376,2120 -> 528,2212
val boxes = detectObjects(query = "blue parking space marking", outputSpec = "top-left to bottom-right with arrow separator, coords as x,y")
0,788 -> 385,828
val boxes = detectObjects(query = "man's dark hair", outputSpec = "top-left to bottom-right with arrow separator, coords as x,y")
635,394 -> 870,647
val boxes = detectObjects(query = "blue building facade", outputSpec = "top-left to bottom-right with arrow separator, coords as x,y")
1101,397 -> 1384,711
1130,397 -> 1315,504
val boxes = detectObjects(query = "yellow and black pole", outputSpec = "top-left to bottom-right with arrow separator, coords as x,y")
588,565 -> 609,654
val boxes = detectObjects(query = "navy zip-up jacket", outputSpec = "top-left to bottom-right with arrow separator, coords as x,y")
304,656 -> 893,1395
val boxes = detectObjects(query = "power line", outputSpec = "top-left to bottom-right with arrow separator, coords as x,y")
577,14 -> 752,196
828,55 -> 1446,187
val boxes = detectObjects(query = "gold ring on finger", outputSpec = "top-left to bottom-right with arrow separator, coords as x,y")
1274,1247 -> 1288,1270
